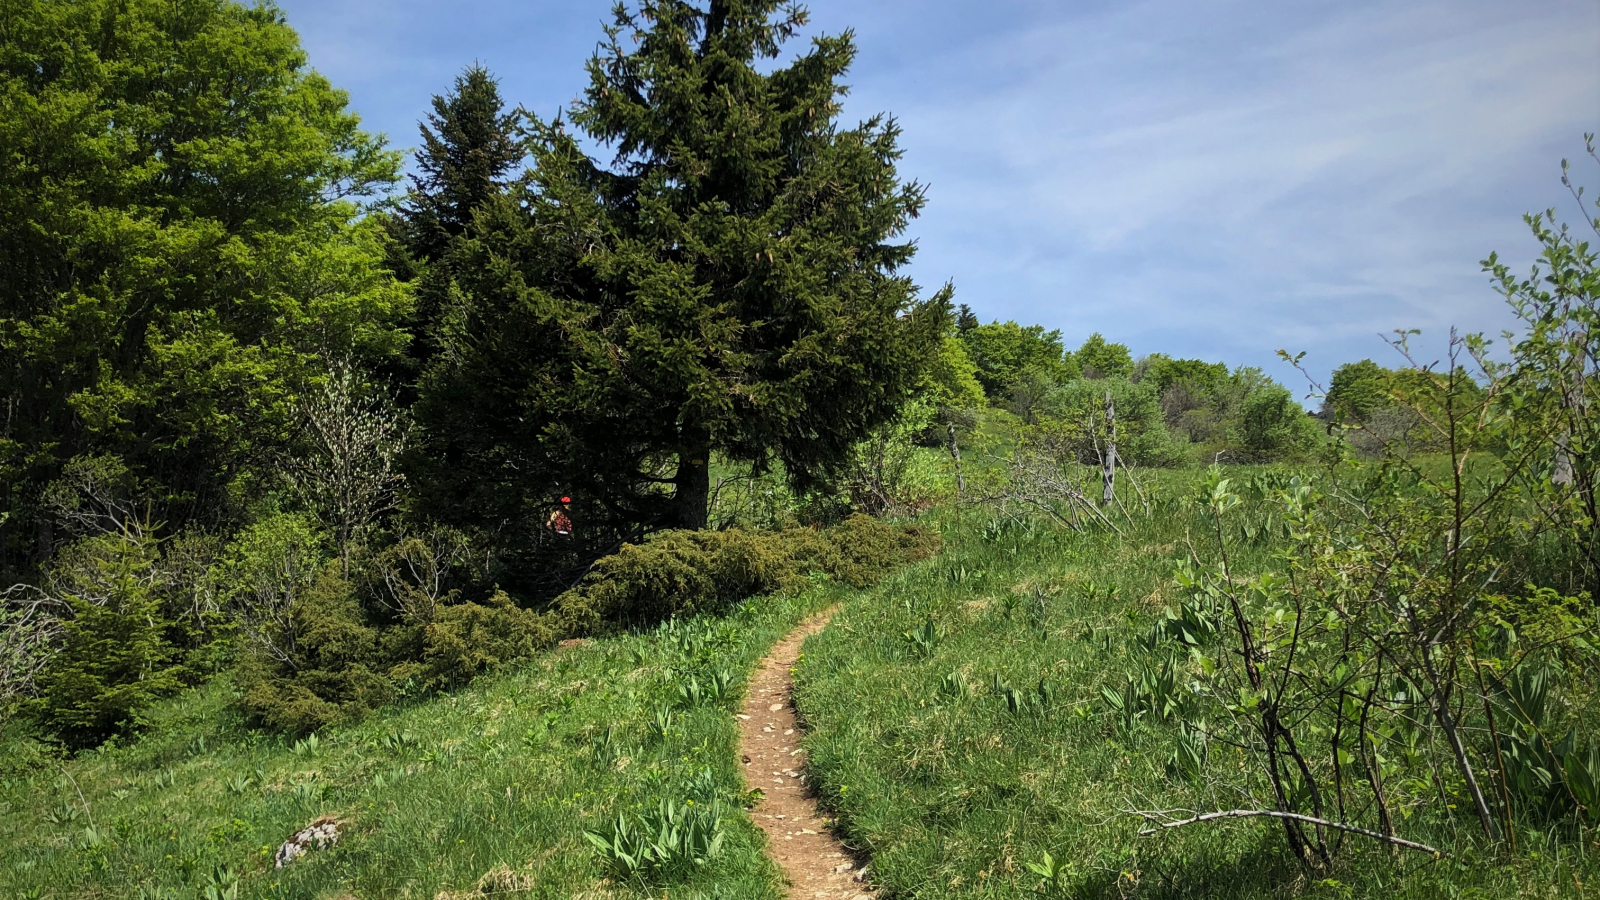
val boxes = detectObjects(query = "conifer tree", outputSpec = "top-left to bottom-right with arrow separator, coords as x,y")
392,66 -> 522,374
956,303 -> 980,335
415,0 -> 944,560
400,65 -> 522,265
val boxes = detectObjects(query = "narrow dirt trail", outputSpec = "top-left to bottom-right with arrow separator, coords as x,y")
739,610 -> 873,900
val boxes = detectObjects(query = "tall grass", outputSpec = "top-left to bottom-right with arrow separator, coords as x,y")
795,472 -> 1600,899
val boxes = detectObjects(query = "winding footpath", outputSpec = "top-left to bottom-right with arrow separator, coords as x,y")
738,611 -> 875,900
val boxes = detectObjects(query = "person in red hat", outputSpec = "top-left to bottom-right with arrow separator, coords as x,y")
547,496 -> 573,536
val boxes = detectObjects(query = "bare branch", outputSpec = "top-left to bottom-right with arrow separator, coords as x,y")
1131,808 -> 1442,856
0,583 -> 67,710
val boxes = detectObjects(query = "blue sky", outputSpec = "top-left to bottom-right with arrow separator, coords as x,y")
277,0 -> 1600,393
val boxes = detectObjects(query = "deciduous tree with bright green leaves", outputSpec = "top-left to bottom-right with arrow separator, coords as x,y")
1070,332 -> 1133,380
1137,353 -> 1229,396
0,0 -> 408,580
1322,358 -> 1393,423
959,320 -> 1068,399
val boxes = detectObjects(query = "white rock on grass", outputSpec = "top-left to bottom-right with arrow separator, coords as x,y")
273,815 -> 342,868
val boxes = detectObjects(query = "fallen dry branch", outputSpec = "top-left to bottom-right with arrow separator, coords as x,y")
977,444 -> 1124,535
1133,808 -> 1443,856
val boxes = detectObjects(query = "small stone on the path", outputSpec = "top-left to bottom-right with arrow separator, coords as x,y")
833,862 -> 854,874
769,703 -> 784,711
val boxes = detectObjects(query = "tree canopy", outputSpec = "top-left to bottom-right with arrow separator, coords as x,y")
398,65 -> 523,266
387,65 -> 524,381
959,320 -> 1068,399
0,0 -> 407,580
1323,359 -> 1394,423
1070,333 -> 1133,380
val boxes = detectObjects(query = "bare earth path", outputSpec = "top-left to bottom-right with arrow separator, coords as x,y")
739,610 -> 874,900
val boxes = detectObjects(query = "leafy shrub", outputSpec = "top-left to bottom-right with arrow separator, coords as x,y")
407,591 -> 557,690
839,398 -> 948,516
158,529 -> 232,675
811,514 -> 943,588
552,516 -> 938,635
218,514 -> 324,670
1037,377 -> 1187,468
553,529 -> 805,633
1233,382 -> 1318,461
372,527 -> 474,625
234,517 -> 933,733
6,457 -> 232,745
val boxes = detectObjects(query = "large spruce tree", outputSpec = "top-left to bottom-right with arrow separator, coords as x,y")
415,0 -> 942,570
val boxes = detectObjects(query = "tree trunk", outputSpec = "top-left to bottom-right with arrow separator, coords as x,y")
1425,662 -> 1501,841
671,433 -> 712,530
1102,392 -> 1117,506
946,421 -> 965,499
36,517 -> 52,563
1553,431 -> 1574,486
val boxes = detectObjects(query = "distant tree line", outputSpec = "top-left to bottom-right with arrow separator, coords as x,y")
948,305 -> 1321,465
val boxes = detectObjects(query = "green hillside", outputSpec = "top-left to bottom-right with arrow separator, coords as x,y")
0,583 -> 847,899
796,472 -> 1600,899
4,2 -> 1597,899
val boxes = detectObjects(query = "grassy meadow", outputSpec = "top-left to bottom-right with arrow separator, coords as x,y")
0,579 -> 854,900
793,472 -> 1600,899
5,433 -> 1595,900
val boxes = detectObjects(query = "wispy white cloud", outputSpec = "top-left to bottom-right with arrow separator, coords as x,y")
833,0 -> 1600,378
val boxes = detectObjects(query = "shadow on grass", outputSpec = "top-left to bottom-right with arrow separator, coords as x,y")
1071,838 -> 1299,900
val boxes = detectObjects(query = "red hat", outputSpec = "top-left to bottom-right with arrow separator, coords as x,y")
560,496 -> 571,504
